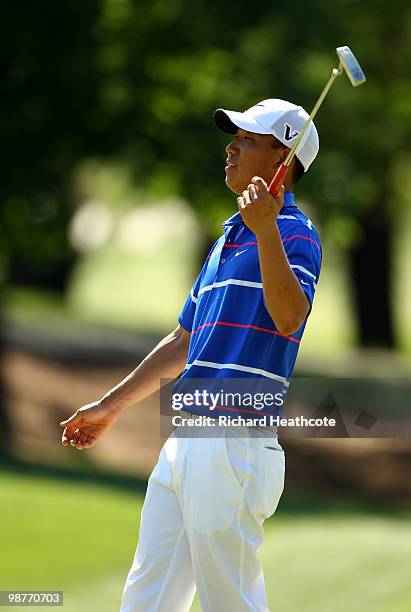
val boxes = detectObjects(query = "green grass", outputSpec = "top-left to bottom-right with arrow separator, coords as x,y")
3,196 -> 411,357
2,248 -> 191,335
0,471 -> 141,594
67,246 -> 190,332
2,287 -> 70,326
1,469 -> 410,612
4,236 -> 411,363
3,242 -> 357,354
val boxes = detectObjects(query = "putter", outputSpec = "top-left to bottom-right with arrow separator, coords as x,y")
269,46 -> 366,197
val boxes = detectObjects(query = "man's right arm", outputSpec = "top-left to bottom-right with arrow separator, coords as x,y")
59,324 -> 190,450
101,323 -> 190,412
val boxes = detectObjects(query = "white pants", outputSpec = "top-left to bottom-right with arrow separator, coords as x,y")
120,424 -> 285,612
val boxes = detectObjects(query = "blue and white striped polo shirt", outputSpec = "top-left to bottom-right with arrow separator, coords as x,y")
175,192 -> 322,419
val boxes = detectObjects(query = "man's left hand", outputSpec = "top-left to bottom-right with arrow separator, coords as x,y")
237,176 -> 284,237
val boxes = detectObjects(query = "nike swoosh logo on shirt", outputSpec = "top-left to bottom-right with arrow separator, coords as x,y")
234,249 -> 248,257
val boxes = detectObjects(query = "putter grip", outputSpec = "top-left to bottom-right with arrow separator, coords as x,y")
268,163 -> 289,198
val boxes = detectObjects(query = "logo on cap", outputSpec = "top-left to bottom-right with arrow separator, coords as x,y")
283,124 -> 299,142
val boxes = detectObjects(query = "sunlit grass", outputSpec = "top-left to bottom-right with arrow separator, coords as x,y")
0,471 -> 141,591
3,198 -> 411,360
67,245 -> 189,333
3,235 -> 357,350
1,470 -> 411,612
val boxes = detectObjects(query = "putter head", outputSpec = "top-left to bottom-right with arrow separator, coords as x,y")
336,46 -> 366,87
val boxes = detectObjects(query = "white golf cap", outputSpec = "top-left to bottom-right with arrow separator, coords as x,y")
214,99 -> 319,171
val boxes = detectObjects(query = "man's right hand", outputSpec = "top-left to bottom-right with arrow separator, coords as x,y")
59,401 -> 120,450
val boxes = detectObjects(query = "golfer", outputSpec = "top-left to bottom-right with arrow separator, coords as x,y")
60,99 -> 321,611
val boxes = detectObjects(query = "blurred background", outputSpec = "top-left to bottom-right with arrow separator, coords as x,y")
1,1 -> 410,610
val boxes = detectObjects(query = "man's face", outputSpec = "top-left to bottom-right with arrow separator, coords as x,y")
225,128 -> 285,195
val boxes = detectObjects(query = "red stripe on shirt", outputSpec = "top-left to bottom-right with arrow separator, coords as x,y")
282,234 -> 321,250
191,320 -> 301,343
223,241 -> 257,248
185,404 -> 281,416
207,235 -> 319,259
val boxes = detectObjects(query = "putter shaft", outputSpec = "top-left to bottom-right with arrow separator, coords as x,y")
269,45 -> 366,197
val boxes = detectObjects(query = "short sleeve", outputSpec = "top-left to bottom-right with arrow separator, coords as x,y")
178,268 -> 204,332
178,239 -> 221,332
282,227 -> 322,313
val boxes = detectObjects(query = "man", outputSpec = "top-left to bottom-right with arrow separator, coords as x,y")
60,99 -> 321,611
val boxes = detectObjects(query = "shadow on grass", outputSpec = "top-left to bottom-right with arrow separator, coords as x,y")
1,451 -> 410,520
0,451 -> 148,496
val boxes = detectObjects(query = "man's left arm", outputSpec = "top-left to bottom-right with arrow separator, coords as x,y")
256,226 -> 310,335
237,176 -> 310,336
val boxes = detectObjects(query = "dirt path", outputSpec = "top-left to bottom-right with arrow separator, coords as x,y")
2,349 -> 411,501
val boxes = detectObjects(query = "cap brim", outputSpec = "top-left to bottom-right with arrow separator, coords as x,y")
214,108 -> 271,135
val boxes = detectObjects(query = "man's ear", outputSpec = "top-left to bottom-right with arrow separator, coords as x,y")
280,147 -> 289,163
273,146 -> 289,169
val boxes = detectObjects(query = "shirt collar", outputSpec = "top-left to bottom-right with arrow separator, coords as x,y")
222,191 -> 297,227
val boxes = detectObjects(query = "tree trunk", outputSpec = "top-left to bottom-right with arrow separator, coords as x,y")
348,207 -> 395,348
0,310 -> 12,456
